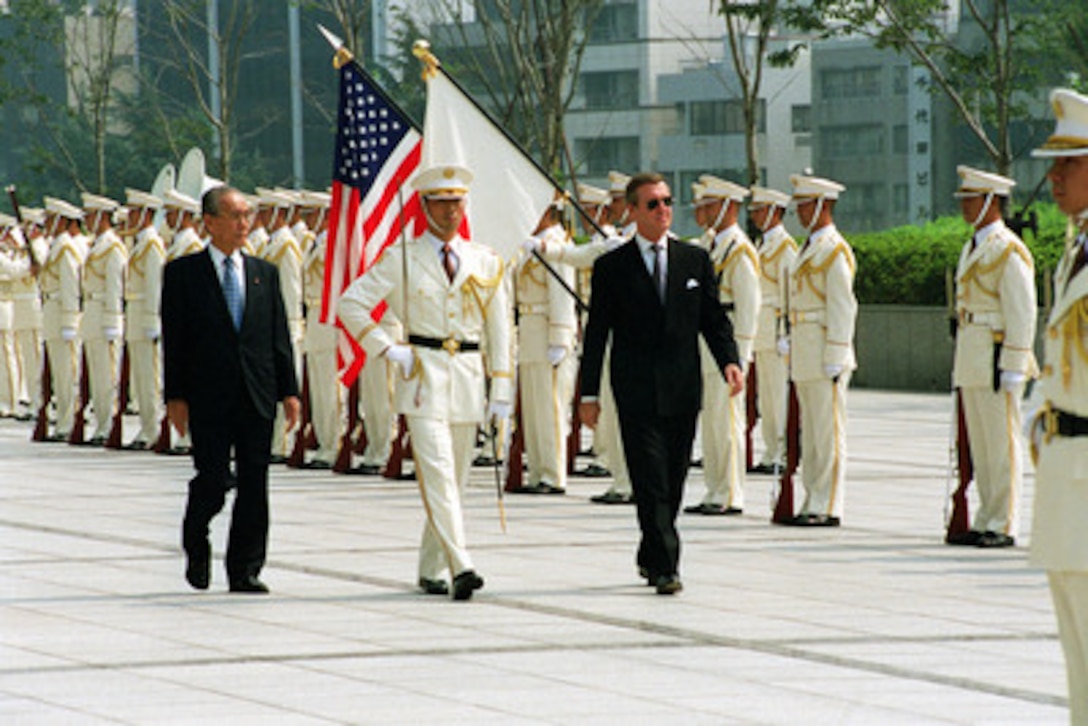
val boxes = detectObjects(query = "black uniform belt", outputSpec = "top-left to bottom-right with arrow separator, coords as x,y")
722,302 -> 735,312
1053,408 -> 1088,437
407,334 -> 480,354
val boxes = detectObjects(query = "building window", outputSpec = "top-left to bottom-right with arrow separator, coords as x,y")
581,70 -> 639,109
893,183 -> 909,213
893,66 -> 909,95
822,124 -> 885,159
791,104 -> 811,133
893,124 -> 908,154
587,3 -> 638,43
689,99 -> 765,135
576,136 -> 640,176
820,67 -> 881,100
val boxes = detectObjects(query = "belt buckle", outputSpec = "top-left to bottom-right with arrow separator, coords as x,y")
442,335 -> 460,355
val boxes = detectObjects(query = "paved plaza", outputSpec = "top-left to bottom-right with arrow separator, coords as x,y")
0,389 -> 1070,724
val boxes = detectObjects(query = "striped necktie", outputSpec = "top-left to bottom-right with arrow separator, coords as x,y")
222,256 -> 243,330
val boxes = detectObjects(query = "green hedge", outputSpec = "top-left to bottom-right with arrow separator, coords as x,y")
849,204 -> 1070,305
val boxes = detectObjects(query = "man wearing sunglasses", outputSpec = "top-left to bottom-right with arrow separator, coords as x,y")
578,172 -> 744,595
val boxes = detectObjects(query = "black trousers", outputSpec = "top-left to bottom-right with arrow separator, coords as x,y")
618,409 -> 698,579
182,393 -> 274,583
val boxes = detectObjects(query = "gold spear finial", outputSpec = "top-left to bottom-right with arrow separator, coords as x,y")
317,24 -> 354,69
412,39 -> 440,81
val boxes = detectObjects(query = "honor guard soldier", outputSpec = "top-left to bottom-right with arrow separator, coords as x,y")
163,189 -> 204,261
259,188 -> 304,463
0,215 -> 20,416
683,175 -> 760,516
509,200 -> 578,495
338,164 -> 513,601
40,197 -> 85,441
947,166 -> 1038,548
123,189 -> 167,449
283,189 -> 313,254
607,170 -> 636,237
300,190 -> 341,469
245,193 -> 271,257
1028,87 -> 1088,726
531,181 -> 634,504
79,193 -> 128,445
11,208 -> 46,421
785,175 -> 857,526
749,186 -> 797,473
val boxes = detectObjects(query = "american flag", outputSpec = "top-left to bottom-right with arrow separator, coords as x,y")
322,60 -> 422,385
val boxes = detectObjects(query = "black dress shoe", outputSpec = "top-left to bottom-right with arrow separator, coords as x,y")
977,531 -> 1016,548
166,446 -> 191,456
637,567 -> 653,585
303,459 -> 332,470
229,575 -> 269,594
509,483 -> 542,494
654,575 -> 683,595
590,490 -> 633,504
473,454 -> 497,467
533,482 -> 565,495
348,463 -> 382,476
123,439 -> 150,451
748,462 -> 779,475
789,513 -> 841,527
945,530 -> 983,546
683,503 -> 742,516
451,570 -> 484,601
418,577 -> 450,595
185,557 -> 210,590
269,455 -> 289,465
579,464 -> 611,478
87,435 -> 107,446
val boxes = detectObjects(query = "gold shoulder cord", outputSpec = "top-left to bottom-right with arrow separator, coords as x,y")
795,243 -> 853,301
463,256 -> 505,320
1059,299 -> 1088,389
959,240 -> 1028,300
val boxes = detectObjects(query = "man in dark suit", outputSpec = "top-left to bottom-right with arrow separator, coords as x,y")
579,172 -> 744,595
162,186 -> 299,594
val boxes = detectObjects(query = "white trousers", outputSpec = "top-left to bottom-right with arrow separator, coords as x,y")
271,332 -> 304,457
796,373 -> 849,518
0,330 -> 16,414
754,349 -> 788,466
128,337 -> 161,443
699,346 -> 744,508
84,336 -> 120,439
307,347 -> 342,463
408,415 -> 477,580
1048,571 -> 1088,725
44,337 -> 79,436
961,384 -> 1023,536
594,352 -> 631,495
521,356 -> 577,488
13,328 -> 42,412
359,354 -> 396,467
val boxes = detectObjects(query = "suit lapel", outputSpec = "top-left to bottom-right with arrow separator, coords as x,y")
241,254 -> 263,330
623,239 -> 661,309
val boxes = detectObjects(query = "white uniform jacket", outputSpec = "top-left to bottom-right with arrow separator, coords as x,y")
82,229 -> 127,337
708,224 -> 760,364
40,232 -> 82,335
125,226 -> 165,342
264,226 -> 304,338
165,227 -> 204,262
516,224 -> 577,363
754,225 -> 797,353
788,224 -> 857,382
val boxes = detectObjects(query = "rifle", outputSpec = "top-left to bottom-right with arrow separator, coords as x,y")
503,384 -> 525,492
945,388 -> 973,542
68,348 -> 89,444
566,371 -> 581,475
745,361 -> 758,471
771,382 -> 800,524
6,185 -> 41,271
382,414 -> 410,479
287,354 -> 311,468
153,413 -> 171,454
105,343 -> 130,449
333,379 -> 360,473
32,348 -> 51,441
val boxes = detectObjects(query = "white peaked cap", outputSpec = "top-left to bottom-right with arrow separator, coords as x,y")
125,188 -> 162,210
577,183 -> 609,206
274,187 -> 304,206
691,181 -> 712,207
790,174 -> 846,201
608,170 -> 630,196
163,188 -> 199,214
258,188 -> 294,209
1034,88 -> 1088,158
300,190 -> 332,208
698,174 -> 749,202
411,164 -> 473,200
22,207 -> 45,225
954,165 -> 1016,198
81,192 -> 119,212
749,186 -> 792,208
44,196 -> 84,220
0,213 -> 14,228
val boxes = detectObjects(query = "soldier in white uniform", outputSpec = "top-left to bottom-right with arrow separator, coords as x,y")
749,187 -> 798,473
531,181 -> 634,504
245,192 -> 271,258
78,194 -> 128,445
39,197 -> 85,441
338,164 -> 512,601
683,175 -> 760,516
509,201 -> 578,495
784,175 -> 857,526
11,208 -> 46,421
1028,86 -> 1088,726
123,189 -> 166,450
0,215 -> 21,417
163,190 -> 204,262
945,166 -> 1038,548
260,188 -> 304,463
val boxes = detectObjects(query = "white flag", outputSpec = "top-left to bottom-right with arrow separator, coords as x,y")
421,71 -> 557,260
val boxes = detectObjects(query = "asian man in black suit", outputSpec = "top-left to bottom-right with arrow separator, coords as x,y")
579,172 -> 744,595
162,186 -> 299,594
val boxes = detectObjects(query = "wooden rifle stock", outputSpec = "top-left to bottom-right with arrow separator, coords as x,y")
745,361 -> 758,471
945,388 -> 973,542
382,414 -> 409,479
566,369 -> 581,475
105,343 -> 129,449
333,379 -> 359,473
772,381 -> 800,523
32,347 -> 51,441
504,384 -> 525,491
68,348 -> 89,444
287,355 -> 311,468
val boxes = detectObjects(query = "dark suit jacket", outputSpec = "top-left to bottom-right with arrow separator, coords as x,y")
580,236 -> 738,418
162,248 -> 298,423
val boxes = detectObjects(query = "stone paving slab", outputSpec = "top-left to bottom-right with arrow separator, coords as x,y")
0,389 -> 1069,724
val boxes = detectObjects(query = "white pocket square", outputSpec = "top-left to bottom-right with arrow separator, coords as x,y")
686,278 -> 699,289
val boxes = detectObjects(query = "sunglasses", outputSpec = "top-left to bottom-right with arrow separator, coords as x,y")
645,197 -> 674,210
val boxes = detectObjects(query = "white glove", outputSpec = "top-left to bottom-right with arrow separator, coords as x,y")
60,327 -> 77,342
604,235 -> 625,251
1000,370 -> 1026,391
488,400 -> 513,421
384,343 -> 415,376
145,328 -> 160,341
547,345 -> 567,366
825,363 -> 844,380
103,326 -> 122,341
521,237 -> 542,255
776,337 -> 790,356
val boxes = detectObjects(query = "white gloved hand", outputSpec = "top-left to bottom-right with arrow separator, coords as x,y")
604,235 -> 625,251
384,343 -> 415,376
60,327 -> 77,342
488,400 -> 513,421
776,337 -> 790,356
146,328 -> 160,341
1000,369 -> 1026,391
103,326 -> 122,341
825,363 -> 844,380
547,345 -> 567,366
521,237 -> 542,256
